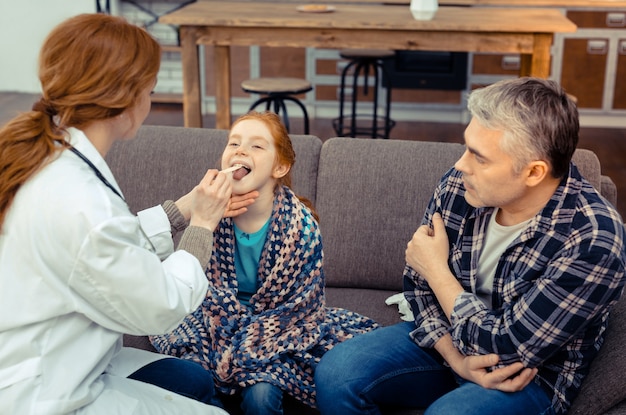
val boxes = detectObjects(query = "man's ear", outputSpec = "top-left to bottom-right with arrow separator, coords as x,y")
273,163 -> 291,179
525,160 -> 550,187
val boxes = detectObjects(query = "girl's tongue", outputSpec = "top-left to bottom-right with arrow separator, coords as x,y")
232,166 -> 249,181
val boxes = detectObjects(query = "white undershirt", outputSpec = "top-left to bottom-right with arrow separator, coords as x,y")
476,208 -> 531,308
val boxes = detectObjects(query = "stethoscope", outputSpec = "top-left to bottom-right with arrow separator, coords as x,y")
69,146 -> 125,202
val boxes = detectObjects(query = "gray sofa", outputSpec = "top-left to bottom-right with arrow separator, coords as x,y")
106,125 -> 626,415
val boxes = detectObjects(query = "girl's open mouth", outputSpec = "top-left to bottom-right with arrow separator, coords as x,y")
232,164 -> 251,180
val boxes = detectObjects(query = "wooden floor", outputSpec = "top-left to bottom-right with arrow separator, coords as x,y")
2,92 -> 626,218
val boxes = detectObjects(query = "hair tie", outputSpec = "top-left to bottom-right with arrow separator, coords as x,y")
32,99 -> 57,117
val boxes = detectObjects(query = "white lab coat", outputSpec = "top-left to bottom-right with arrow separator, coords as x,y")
0,128 -> 226,415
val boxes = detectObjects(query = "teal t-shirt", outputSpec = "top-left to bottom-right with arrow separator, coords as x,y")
233,218 -> 271,307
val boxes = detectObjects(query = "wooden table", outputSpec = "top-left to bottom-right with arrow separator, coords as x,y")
196,0 -> 626,8
160,1 -> 577,129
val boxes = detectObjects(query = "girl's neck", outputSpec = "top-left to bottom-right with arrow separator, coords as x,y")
233,186 -> 275,233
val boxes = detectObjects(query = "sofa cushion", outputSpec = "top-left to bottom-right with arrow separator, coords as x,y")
325,287 -> 403,326
106,125 -> 322,214
289,133 -> 324,205
568,292 -> 626,415
315,138 -> 464,291
107,126 -> 228,214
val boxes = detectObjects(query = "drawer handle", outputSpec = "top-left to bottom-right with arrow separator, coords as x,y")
607,13 -> 626,27
587,39 -> 608,55
501,55 -> 520,71
620,40 -> 626,55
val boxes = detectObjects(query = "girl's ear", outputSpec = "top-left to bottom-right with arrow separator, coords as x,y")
273,163 -> 291,179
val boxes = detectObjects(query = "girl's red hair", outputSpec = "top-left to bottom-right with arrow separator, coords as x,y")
231,111 -> 319,221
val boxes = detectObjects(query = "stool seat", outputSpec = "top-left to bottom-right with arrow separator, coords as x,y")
241,77 -> 312,95
339,49 -> 395,60
241,77 -> 313,134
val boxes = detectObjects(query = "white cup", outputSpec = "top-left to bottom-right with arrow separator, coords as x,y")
410,0 -> 438,20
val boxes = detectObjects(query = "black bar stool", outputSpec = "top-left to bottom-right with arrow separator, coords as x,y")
241,77 -> 313,134
333,49 -> 396,139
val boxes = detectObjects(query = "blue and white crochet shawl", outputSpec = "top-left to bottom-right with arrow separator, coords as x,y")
150,186 -> 378,407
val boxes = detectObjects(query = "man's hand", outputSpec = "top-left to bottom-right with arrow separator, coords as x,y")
436,335 -> 537,393
459,354 -> 538,392
406,212 -> 450,282
224,191 -> 259,218
406,212 -> 462,318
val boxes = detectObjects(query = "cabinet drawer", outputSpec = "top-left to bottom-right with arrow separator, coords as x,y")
566,11 -> 626,29
472,54 -> 522,75
560,38 -> 608,109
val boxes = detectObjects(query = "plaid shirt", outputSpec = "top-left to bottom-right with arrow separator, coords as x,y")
404,163 -> 626,414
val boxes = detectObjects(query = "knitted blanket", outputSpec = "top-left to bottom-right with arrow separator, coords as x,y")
150,186 -> 378,407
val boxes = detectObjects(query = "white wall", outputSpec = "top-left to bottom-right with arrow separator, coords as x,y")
0,0 -> 96,93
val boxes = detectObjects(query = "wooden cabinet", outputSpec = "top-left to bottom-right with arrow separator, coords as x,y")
560,37 -> 608,108
467,7 -> 626,125
556,10 -> 626,112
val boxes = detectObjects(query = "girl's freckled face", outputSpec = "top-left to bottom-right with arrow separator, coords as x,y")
222,119 -> 279,196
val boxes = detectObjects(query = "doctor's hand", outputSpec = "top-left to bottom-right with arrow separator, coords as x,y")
224,191 -> 259,218
405,213 -> 450,283
457,354 -> 538,393
188,169 -> 232,231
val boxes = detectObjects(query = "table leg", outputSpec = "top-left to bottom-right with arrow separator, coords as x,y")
214,45 -> 232,130
180,27 -> 202,128
521,33 -> 553,79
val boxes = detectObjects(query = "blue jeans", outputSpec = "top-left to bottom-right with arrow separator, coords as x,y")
315,322 -> 554,415
128,357 -> 222,408
241,382 -> 284,415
